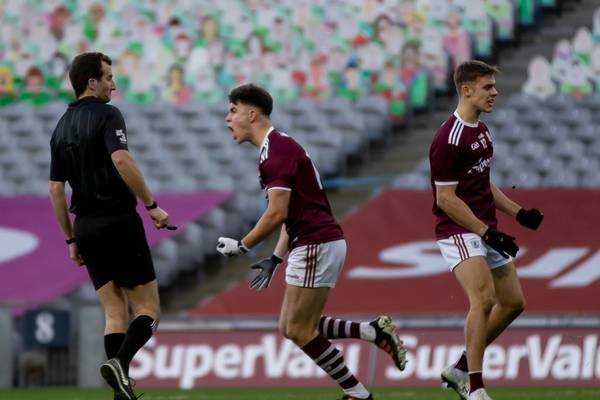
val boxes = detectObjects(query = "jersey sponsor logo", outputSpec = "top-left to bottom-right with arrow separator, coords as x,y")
116,129 -> 127,144
471,142 -> 480,150
347,241 -> 600,287
467,156 -> 492,174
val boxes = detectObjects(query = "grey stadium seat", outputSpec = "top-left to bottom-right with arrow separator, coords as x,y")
513,140 -> 547,160
566,156 -> 600,174
579,170 -> 600,187
493,155 -> 526,174
496,124 -> 532,143
586,139 -> 600,159
571,123 -> 599,143
541,169 -> 579,188
549,140 -> 585,160
552,108 -> 591,127
532,157 -> 565,174
518,107 -> 552,127
484,108 -> 518,129
504,170 -> 542,188
532,123 -> 570,143
544,93 -> 576,112
506,93 -> 540,111
579,93 -> 600,112
392,172 -> 430,189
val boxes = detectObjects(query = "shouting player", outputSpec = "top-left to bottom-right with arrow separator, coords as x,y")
216,83 -> 407,400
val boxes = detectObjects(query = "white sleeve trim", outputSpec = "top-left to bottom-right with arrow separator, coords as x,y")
267,186 -> 292,192
434,180 -> 459,186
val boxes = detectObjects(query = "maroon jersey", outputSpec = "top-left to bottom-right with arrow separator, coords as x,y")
429,112 -> 497,239
258,128 -> 344,249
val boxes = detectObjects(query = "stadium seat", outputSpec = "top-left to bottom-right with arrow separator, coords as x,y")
566,156 -> 600,174
544,93 -> 576,111
513,140 -> 547,160
532,122 -> 570,143
549,140 -> 586,160
496,124 -> 532,143
504,170 -> 542,188
541,169 -> 579,188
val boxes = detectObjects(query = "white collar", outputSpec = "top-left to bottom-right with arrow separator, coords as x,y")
259,126 -> 275,154
453,111 -> 479,128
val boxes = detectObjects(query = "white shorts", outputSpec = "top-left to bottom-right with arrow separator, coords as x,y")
437,233 -> 513,271
285,239 -> 347,288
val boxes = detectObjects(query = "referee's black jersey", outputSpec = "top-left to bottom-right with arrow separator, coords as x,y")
50,96 -> 136,216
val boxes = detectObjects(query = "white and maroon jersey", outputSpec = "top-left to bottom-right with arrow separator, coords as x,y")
429,112 -> 497,240
258,128 -> 344,249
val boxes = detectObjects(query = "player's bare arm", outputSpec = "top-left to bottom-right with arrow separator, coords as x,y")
490,182 -> 520,217
490,182 -> 544,230
111,149 -> 169,229
48,180 -> 84,265
273,224 -> 290,258
436,183 -> 488,236
243,188 -> 290,248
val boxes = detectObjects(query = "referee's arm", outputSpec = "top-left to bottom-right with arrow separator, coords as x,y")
49,180 -> 74,240
111,150 -> 169,229
111,149 -> 154,207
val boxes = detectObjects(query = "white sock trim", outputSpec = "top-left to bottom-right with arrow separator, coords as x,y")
344,382 -> 370,398
359,322 -> 376,341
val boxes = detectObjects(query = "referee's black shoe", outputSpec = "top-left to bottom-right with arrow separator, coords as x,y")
100,358 -> 139,400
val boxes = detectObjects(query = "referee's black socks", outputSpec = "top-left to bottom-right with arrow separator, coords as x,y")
104,332 -> 126,359
116,315 -> 158,375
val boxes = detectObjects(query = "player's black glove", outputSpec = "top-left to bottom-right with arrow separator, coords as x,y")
482,228 -> 519,259
249,254 -> 283,290
516,208 -> 544,230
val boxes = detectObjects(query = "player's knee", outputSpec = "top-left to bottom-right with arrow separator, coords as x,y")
134,306 -> 160,321
506,297 -> 526,317
471,295 -> 495,314
282,322 -> 312,345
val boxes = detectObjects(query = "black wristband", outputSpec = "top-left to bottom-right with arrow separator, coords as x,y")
145,201 -> 158,210
66,238 -> 76,245
271,254 -> 283,264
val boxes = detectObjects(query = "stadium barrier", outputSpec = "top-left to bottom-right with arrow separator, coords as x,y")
126,320 -> 600,388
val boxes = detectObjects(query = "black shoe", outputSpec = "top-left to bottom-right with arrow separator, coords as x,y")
100,358 -> 139,400
370,315 -> 408,371
341,395 -> 373,400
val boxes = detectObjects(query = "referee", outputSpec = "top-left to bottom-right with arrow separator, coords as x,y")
49,52 -> 168,400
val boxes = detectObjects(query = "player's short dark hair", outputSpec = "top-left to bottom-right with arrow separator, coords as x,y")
454,60 -> 499,94
228,83 -> 273,116
69,52 -> 112,98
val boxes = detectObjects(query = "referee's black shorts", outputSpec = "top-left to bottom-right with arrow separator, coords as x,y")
74,211 -> 156,290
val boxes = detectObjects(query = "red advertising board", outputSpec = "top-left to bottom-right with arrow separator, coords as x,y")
190,189 -> 600,316
130,328 -> 600,387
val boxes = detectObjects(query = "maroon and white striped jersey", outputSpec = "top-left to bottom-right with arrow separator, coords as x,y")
429,112 -> 497,240
258,128 -> 344,249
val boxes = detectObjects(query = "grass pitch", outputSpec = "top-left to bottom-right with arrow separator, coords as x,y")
1,387 -> 599,400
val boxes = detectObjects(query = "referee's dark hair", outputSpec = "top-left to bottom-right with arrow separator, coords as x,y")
69,52 -> 112,98
228,83 -> 273,117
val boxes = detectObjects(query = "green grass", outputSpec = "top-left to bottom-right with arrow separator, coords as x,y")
1,387 -> 599,400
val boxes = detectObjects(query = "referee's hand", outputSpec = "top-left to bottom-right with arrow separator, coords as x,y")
68,243 -> 85,266
148,206 -> 169,230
